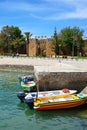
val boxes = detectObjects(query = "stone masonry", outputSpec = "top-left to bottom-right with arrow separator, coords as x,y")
34,71 -> 87,92
34,60 -> 87,92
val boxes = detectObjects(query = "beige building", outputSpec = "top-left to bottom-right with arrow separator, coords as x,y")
26,37 -> 87,57
82,40 -> 87,56
27,37 -> 55,57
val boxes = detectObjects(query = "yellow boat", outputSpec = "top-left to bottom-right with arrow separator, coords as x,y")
33,93 -> 87,111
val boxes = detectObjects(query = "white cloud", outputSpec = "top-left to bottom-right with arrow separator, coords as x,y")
30,0 -> 87,20
0,0 -> 87,20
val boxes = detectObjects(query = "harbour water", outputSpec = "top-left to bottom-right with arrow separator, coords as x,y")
0,71 -> 87,130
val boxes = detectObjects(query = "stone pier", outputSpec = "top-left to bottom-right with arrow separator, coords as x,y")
0,56 -> 87,92
34,61 -> 87,92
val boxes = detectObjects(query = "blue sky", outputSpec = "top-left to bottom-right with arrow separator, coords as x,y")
0,0 -> 87,37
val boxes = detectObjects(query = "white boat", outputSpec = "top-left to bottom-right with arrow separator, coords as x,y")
17,88 -> 77,103
25,89 -> 77,100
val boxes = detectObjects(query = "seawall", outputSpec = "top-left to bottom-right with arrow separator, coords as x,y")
34,61 -> 87,92
0,65 -> 33,72
1,57 -> 87,92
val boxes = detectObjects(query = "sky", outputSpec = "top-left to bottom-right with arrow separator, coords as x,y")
0,0 -> 87,38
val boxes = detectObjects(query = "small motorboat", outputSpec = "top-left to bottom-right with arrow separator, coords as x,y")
21,81 -> 36,92
24,89 -> 78,109
18,75 -> 36,92
25,89 -> 77,99
33,93 -> 87,111
23,87 -> 87,110
17,89 -> 77,103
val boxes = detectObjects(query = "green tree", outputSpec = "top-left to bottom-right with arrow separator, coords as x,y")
61,27 -> 73,55
61,26 -> 84,56
52,27 -> 59,55
0,25 -> 26,54
73,27 -> 84,56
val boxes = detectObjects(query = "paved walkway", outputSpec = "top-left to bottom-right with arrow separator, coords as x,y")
0,56 -> 87,72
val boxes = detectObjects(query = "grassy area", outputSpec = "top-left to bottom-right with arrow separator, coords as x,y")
1,53 -> 87,60
73,56 -> 87,60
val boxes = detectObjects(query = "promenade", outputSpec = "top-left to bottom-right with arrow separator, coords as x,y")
0,56 -> 87,72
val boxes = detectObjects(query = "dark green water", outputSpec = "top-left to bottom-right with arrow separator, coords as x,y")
0,71 -> 87,130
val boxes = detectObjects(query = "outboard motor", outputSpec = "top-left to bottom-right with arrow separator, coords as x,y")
25,97 -> 34,109
18,75 -> 34,82
27,76 -> 34,81
17,91 -> 26,102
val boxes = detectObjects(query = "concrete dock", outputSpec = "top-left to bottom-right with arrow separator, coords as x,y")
0,56 -> 87,91
34,58 -> 87,92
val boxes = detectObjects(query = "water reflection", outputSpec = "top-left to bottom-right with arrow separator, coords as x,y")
21,104 -> 87,119
21,104 -> 87,130
17,100 -> 87,130
0,70 -> 87,130
17,102 -> 28,111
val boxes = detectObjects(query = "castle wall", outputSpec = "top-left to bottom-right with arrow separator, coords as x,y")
28,38 -> 87,57
29,39 -> 37,56
46,39 -> 55,57
27,38 -> 55,57
82,40 -> 87,56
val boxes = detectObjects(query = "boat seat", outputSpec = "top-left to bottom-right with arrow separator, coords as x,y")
77,93 -> 87,99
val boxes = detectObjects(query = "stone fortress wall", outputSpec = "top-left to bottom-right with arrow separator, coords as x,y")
27,37 -> 87,57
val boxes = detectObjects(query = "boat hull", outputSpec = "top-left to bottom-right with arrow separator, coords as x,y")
34,94 -> 87,111
35,100 -> 86,111
21,81 -> 36,92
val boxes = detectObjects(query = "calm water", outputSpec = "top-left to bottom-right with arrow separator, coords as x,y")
0,71 -> 87,130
